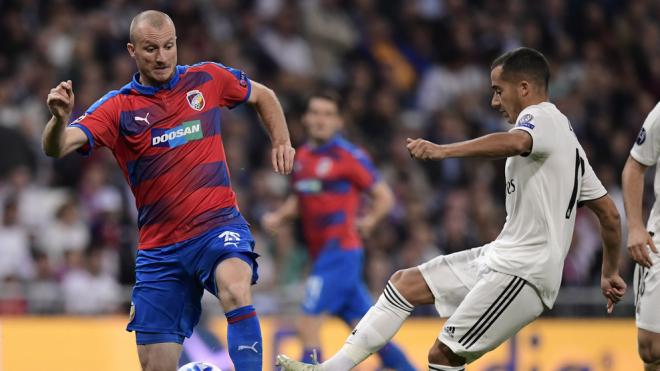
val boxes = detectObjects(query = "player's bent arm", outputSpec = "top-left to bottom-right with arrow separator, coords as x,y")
366,181 -> 395,223
622,155 -> 649,231
273,194 -> 300,223
583,195 -> 622,276
247,81 -> 295,174
248,81 -> 291,147
407,130 -> 532,161
42,116 -> 88,158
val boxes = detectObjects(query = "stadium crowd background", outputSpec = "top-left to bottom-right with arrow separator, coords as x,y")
0,0 -> 658,317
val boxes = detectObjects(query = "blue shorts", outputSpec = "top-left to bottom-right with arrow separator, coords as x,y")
301,247 -> 372,324
127,222 -> 258,345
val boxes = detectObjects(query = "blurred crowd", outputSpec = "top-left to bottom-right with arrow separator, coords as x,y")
0,0 -> 659,316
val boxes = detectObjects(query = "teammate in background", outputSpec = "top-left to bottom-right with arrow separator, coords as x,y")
277,47 -> 626,371
43,10 -> 295,371
262,91 -> 415,370
622,101 -> 660,370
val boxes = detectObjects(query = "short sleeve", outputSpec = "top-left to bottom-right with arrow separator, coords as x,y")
68,92 -> 120,156
344,147 -> 381,190
509,109 -> 553,157
630,101 -> 660,167
206,63 -> 252,109
578,154 -> 607,202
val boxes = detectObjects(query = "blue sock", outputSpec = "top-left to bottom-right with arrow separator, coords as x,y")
225,305 -> 262,371
301,347 -> 322,363
378,342 -> 416,371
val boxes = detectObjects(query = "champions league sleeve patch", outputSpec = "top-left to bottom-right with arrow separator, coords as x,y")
516,114 -> 535,129
636,127 -> 647,145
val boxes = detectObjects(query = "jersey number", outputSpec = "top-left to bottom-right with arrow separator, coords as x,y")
566,148 -> 585,219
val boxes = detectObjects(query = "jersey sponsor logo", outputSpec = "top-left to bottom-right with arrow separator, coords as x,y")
637,127 -> 647,145
186,90 -> 206,111
294,179 -> 322,194
517,113 -> 535,129
506,178 -> 516,194
218,230 -> 241,247
151,120 -> 203,148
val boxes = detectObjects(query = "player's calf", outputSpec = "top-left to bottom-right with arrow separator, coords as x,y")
137,343 -> 182,371
427,339 -> 466,370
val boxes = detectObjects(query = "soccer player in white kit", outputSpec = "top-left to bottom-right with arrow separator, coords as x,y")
622,101 -> 660,370
277,47 -> 627,371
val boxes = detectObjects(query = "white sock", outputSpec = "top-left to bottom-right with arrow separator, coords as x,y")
428,363 -> 466,370
321,281 -> 413,370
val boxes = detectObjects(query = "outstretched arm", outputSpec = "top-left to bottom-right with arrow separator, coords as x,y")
43,80 -> 87,158
622,155 -> 658,267
583,195 -> 627,313
248,81 -> 295,174
406,130 -> 532,161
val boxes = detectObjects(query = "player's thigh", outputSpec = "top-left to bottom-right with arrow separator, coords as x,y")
215,257 -> 255,309
439,270 -> 543,364
418,246 -> 485,317
137,342 -> 182,371
635,260 -> 660,334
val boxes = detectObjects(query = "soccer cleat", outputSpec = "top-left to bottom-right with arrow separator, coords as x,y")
275,354 -> 321,370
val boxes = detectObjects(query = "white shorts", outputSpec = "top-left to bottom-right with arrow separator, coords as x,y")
418,246 -> 544,364
634,250 -> 660,333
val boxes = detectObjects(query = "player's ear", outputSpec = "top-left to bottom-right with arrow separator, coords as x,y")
518,80 -> 530,97
127,43 -> 136,58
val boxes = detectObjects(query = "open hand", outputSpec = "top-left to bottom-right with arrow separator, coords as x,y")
627,226 -> 657,268
272,143 -> 295,174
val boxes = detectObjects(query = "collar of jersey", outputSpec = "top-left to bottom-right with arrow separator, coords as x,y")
310,134 -> 342,153
130,65 -> 187,95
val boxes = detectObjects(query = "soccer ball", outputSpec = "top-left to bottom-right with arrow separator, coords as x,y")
177,362 -> 222,371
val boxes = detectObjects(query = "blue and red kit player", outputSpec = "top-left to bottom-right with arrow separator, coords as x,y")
263,91 -> 414,370
43,10 -> 294,371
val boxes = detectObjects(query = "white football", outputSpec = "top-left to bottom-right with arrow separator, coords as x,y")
178,362 -> 222,371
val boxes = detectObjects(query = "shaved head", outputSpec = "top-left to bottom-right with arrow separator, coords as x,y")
129,10 -> 175,44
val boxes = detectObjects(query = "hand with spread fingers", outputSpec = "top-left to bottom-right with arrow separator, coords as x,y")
406,138 -> 445,161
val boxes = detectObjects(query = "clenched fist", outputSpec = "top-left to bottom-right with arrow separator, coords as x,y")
47,80 -> 75,120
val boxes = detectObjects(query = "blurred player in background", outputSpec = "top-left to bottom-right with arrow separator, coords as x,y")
622,101 -> 660,370
43,10 -> 294,371
277,47 -> 626,371
263,91 -> 415,370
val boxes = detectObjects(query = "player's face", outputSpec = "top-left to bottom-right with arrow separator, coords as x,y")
127,23 -> 177,86
304,98 -> 342,143
490,66 -> 523,125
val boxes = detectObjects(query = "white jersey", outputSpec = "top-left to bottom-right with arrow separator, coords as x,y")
483,102 -> 607,308
630,101 -> 660,239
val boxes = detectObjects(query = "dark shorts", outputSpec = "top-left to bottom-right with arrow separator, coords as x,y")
301,247 -> 372,324
127,223 -> 258,344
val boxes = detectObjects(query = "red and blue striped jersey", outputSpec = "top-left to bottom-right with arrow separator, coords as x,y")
292,136 -> 380,259
70,62 -> 251,249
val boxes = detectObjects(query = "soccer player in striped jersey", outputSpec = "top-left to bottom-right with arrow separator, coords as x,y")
622,100 -> 660,370
277,48 -> 626,371
263,91 -> 414,370
44,10 -> 294,371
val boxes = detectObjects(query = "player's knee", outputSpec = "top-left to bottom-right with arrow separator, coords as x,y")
219,279 -> 252,308
428,340 -> 465,367
138,348 -> 176,371
639,339 -> 660,365
389,268 -> 431,306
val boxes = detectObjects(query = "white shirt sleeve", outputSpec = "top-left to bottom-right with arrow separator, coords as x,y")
630,101 -> 660,166
509,107 -> 553,156
578,154 -> 607,202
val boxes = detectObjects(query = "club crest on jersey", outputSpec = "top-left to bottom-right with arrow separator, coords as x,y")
637,127 -> 647,145
315,158 -> 333,177
516,114 -> 535,129
186,90 -> 205,111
